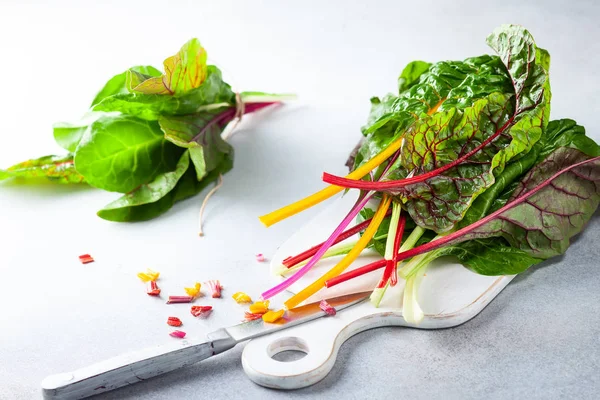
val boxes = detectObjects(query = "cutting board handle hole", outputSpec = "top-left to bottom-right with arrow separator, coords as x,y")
267,337 -> 309,363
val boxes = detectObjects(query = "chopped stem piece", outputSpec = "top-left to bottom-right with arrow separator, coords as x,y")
243,312 -> 263,322
167,296 -> 194,304
167,317 -> 182,327
232,292 -> 252,303
146,281 -> 161,296
184,282 -> 202,298
255,253 -> 266,262
262,309 -> 285,323
206,280 -> 223,298
79,254 -> 94,264
284,195 -> 392,310
249,300 -> 270,314
190,305 -> 213,317
169,330 -> 186,339
319,300 -> 337,316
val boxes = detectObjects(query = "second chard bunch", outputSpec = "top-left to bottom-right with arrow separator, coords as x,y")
1,39 -> 291,223
259,24 -> 600,323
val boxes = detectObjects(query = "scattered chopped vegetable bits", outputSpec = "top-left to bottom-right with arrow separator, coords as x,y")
206,280 -> 223,298
137,268 -> 160,282
167,295 -> 194,304
262,309 -> 285,323
169,330 -> 186,339
319,300 -> 336,316
167,317 -> 182,327
190,305 -> 213,318
146,281 -> 161,296
255,253 -> 266,262
78,254 -> 94,264
249,300 -> 270,314
232,292 -> 252,303
243,312 -> 263,322
184,282 -> 201,298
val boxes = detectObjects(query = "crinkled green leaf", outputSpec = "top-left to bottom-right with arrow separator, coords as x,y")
74,114 -> 184,193
355,54 -> 514,171
460,119 -> 600,227
398,147 -> 600,266
367,25 -> 550,232
130,38 -> 208,95
92,66 -> 235,121
398,61 -> 431,92
91,65 -> 161,106
0,154 -> 85,184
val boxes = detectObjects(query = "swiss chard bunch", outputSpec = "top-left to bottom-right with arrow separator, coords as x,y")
258,25 -> 600,322
0,39 -> 291,222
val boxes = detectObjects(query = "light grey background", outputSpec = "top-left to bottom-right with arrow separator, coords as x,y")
0,1 -> 599,399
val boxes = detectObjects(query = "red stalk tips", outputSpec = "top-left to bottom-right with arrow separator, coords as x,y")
282,209 -> 392,269
167,296 -> 194,304
191,305 -> 213,317
322,116 -> 516,191
324,259 -> 387,288
146,281 -> 161,296
206,280 -> 223,298
78,254 -> 94,264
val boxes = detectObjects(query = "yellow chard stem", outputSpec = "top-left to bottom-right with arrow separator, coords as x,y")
284,195 -> 392,310
258,140 -> 403,227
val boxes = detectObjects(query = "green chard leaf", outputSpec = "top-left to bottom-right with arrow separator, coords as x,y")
92,66 -> 235,121
74,114 -> 184,193
158,110 -> 234,180
98,147 -> 233,222
0,154 -> 85,184
397,61 -> 431,92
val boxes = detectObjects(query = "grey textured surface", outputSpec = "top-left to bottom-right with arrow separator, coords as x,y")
0,1 -> 599,399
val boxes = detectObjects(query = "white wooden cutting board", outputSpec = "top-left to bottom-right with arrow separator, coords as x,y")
242,193 -> 514,389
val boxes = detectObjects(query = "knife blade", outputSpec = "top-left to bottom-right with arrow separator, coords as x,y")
42,291 -> 371,400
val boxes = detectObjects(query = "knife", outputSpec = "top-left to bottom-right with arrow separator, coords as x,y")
41,291 -> 371,399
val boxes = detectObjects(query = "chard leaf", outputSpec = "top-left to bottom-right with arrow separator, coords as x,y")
130,38 -> 208,95
98,147 -> 233,222
346,25 -> 550,233
355,54 -> 514,170
53,122 -> 90,153
74,115 -> 184,193
92,66 -> 235,121
0,154 -> 85,184
460,119 -> 600,227
97,150 -> 190,221
396,147 -> 600,267
91,65 -> 162,106
158,110 -> 234,180
397,61 -> 431,92
438,238 -> 543,275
